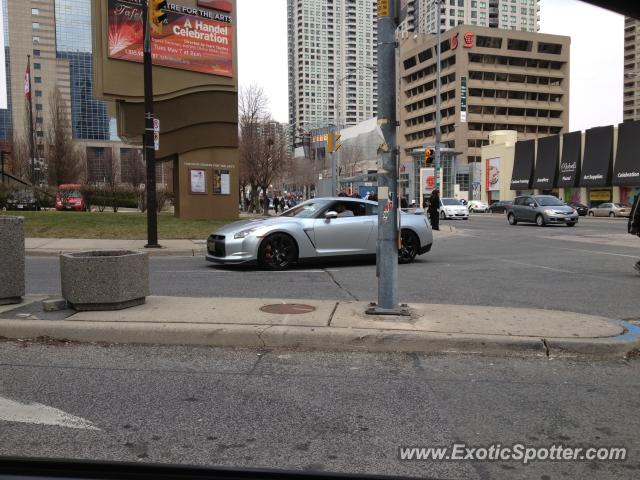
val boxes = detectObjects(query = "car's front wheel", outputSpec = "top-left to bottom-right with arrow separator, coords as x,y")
588,211 -> 594,216
609,212 -> 615,218
508,213 -> 517,225
398,229 -> 419,264
536,214 -> 546,227
258,233 -> 298,271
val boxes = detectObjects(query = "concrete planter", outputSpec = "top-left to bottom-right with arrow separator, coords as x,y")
0,216 -> 25,305
60,250 -> 149,311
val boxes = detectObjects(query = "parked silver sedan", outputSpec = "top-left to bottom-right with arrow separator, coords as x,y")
206,197 -> 434,270
587,203 -> 632,218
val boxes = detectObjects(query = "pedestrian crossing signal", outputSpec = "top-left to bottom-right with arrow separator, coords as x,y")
425,148 -> 434,163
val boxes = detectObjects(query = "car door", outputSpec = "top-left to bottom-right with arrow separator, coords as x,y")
597,203 -> 610,217
512,197 -> 525,220
522,197 -> 537,222
313,201 -> 374,257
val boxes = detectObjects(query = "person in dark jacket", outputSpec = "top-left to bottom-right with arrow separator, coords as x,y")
427,189 -> 440,231
273,196 -> 280,214
629,195 -> 640,273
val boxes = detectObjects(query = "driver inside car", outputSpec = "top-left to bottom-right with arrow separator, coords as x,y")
336,203 -> 354,217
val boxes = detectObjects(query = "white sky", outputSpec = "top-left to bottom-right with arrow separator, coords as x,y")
237,0 -> 624,131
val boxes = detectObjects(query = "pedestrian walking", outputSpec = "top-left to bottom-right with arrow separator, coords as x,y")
428,189 -> 440,231
629,195 -> 640,273
273,196 -> 280,214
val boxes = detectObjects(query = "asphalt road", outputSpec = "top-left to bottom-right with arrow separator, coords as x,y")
0,342 -> 638,479
25,214 -> 640,319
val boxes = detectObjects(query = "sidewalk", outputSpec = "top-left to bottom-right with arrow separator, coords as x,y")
0,295 -> 638,357
24,228 -> 460,257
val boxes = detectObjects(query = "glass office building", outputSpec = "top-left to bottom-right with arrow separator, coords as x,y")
0,0 -> 12,141
55,0 -> 110,141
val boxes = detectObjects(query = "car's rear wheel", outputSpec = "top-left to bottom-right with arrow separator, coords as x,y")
258,233 -> 298,271
566,222 -> 576,227
536,214 -> 545,227
507,213 -> 517,225
398,229 -> 419,264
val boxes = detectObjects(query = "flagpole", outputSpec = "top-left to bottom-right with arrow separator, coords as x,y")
26,54 -> 35,185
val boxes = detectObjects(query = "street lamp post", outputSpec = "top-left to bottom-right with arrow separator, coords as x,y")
434,0 -> 443,190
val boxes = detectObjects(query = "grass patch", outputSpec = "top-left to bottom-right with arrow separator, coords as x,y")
0,211 -> 236,240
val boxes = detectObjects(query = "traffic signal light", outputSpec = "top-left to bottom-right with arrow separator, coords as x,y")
425,147 -> 434,163
327,131 -> 342,153
149,0 -> 168,34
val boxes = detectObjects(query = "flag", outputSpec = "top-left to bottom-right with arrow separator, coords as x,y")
24,62 -> 31,102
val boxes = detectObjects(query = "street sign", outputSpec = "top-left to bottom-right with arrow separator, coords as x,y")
153,118 -> 160,151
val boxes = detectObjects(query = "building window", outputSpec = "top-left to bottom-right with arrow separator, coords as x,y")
35,104 -> 43,111
34,63 -> 41,70
36,117 -> 43,124
33,49 -> 40,56
32,36 -> 40,44
32,22 -> 40,29
34,77 -> 42,84
471,0 -> 477,6
31,8 -> 39,15
35,90 -> 42,97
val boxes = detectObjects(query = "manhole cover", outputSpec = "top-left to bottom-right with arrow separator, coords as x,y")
260,304 -> 316,315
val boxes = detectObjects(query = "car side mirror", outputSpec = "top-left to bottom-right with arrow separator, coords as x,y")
325,211 -> 338,220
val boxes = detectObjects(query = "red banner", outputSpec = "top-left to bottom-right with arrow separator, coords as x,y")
107,0 -> 233,77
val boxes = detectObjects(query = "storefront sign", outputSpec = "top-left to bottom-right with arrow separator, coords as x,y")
460,76 -> 467,123
613,120 -> 640,186
107,0 -> 233,77
589,190 -> 611,202
510,140 -> 535,190
580,125 -> 613,187
558,131 -> 581,187
486,158 -> 500,192
533,135 -> 559,189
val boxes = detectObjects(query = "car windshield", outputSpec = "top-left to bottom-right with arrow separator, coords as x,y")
280,200 -> 331,218
614,203 -> 624,208
536,197 -> 565,206
442,198 -> 461,206
59,190 -> 81,197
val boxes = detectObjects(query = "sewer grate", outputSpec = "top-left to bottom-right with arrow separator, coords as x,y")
260,304 -> 316,315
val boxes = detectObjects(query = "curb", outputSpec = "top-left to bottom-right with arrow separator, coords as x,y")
0,319 -> 638,357
25,249 -> 204,258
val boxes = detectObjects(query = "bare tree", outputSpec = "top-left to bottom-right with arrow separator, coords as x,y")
122,148 -> 146,188
239,84 -> 268,213
254,124 -> 290,215
46,87 -> 85,186
7,133 -> 31,181
339,143 -> 364,179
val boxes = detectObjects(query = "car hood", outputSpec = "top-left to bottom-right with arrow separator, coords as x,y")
211,217 -> 303,236
545,205 -> 575,212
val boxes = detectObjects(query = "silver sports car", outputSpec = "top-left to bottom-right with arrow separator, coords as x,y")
206,197 -> 434,270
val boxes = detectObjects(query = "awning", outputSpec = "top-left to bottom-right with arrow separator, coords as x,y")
532,135 -> 559,189
613,120 -> 640,186
510,139 -> 535,190
580,125 -> 613,187
558,131 -> 581,188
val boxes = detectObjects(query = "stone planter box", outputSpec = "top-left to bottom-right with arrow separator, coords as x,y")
0,216 -> 25,305
60,250 -> 149,311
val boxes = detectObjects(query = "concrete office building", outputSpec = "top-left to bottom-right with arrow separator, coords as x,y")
408,0 -> 540,34
623,16 -> 640,121
398,25 -> 570,200
1,0 -> 169,186
287,0 -> 378,136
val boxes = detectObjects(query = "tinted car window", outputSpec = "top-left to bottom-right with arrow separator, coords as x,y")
537,196 -> 565,207
366,204 -> 378,216
280,200 -> 332,218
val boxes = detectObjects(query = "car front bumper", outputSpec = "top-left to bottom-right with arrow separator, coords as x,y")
543,213 -> 579,224
205,234 -> 260,264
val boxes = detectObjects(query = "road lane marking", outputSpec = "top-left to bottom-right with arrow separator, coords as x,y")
0,396 -> 100,430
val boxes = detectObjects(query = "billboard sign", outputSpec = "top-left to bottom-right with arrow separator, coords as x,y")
486,158 -> 500,192
107,0 -> 233,77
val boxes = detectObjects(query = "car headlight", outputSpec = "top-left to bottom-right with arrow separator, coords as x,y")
234,227 -> 261,239
544,208 -> 557,215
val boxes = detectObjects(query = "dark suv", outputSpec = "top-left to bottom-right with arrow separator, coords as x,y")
507,195 -> 579,227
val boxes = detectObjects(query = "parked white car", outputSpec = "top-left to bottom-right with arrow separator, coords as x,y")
468,200 -> 489,213
439,198 -> 469,220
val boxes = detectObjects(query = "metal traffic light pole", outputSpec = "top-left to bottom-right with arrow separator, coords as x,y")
143,0 -> 160,248
366,0 -> 407,316
434,0 -> 443,190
